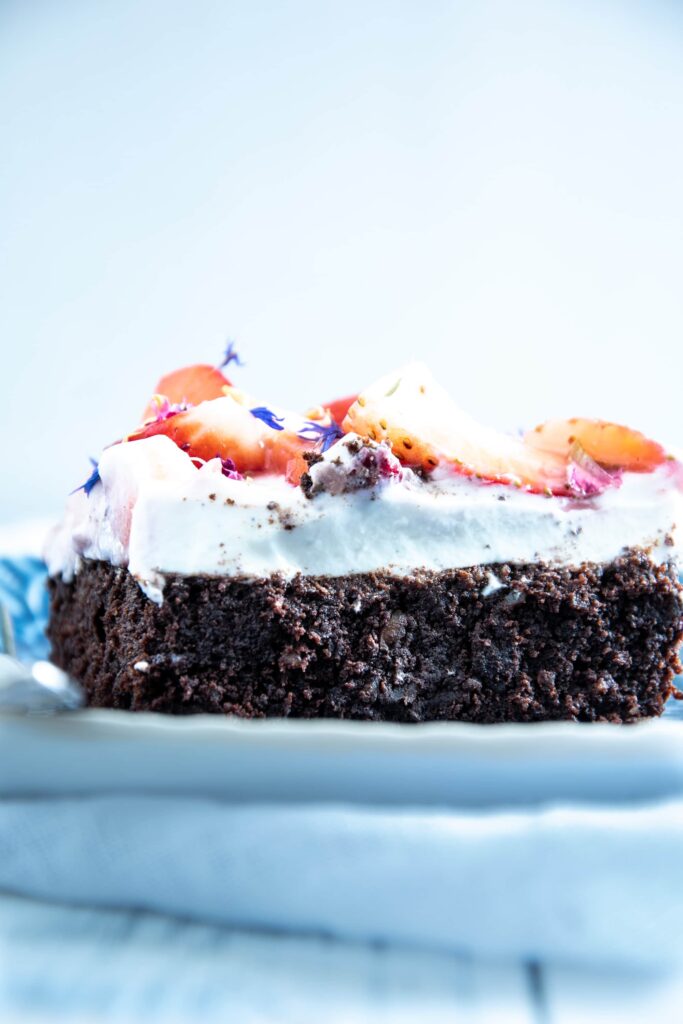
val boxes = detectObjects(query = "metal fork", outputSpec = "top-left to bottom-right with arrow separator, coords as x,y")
0,600 -> 84,713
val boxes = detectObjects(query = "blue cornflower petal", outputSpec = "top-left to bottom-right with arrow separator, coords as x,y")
298,421 -> 344,453
250,406 -> 285,431
220,340 -> 244,370
71,458 -> 101,497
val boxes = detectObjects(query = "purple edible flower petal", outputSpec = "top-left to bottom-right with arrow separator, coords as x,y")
250,406 -> 285,431
219,456 -> 244,480
220,340 -> 244,370
567,442 -> 622,497
297,420 -> 345,453
71,458 -> 101,497
667,458 -> 683,492
150,396 -> 192,423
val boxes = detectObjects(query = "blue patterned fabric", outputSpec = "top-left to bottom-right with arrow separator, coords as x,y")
0,558 -> 50,661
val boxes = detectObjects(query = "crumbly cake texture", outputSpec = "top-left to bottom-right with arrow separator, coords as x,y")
48,550 -> 682,722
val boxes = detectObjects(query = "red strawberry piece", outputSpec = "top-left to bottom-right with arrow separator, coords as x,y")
343,363 -> 571,494
130,393 -> 321,481
130,396 -> 269,473
141,364 -> 232,423
323,394 -> 357,425
525,418 -> 668,473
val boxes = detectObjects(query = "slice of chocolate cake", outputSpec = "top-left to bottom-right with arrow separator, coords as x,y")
45,359 -> 683,722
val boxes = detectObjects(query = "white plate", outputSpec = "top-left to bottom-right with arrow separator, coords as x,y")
2,707 -> 683,807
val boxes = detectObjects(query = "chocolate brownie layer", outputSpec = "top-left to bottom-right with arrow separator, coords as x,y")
47,552 -> 683,722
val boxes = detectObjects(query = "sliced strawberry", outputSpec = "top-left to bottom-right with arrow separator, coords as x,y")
130,392 -> 325,482
130,396 -> 269,473
322,394 -> 357,426
264,441 -> 310,485
141,364 -> 232,423
525,418 -> 668,472
343,363 -> 571,494
284,451 -> 311,486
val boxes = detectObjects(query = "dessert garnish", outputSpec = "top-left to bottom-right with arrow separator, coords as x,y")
71,458 -> 101,497
75,353 -> 679,501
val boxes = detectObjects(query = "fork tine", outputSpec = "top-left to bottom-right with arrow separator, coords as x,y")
0,601 -> 17,658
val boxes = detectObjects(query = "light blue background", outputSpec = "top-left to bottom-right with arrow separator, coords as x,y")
1,0 -> 682,523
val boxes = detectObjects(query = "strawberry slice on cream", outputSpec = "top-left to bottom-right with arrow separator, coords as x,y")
342,363 -> 571,495
130,386 -> 339,484
524,418 -> 668,473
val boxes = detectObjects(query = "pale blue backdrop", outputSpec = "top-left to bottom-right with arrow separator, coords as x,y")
1,0 -> 682,524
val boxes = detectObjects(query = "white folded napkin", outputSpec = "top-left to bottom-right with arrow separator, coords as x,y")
1,794 -> 682,968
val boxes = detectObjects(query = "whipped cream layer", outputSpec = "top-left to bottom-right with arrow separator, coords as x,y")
46,435 -> 682,603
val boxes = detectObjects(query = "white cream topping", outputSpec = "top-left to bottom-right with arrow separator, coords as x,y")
45,434 -> 682,603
